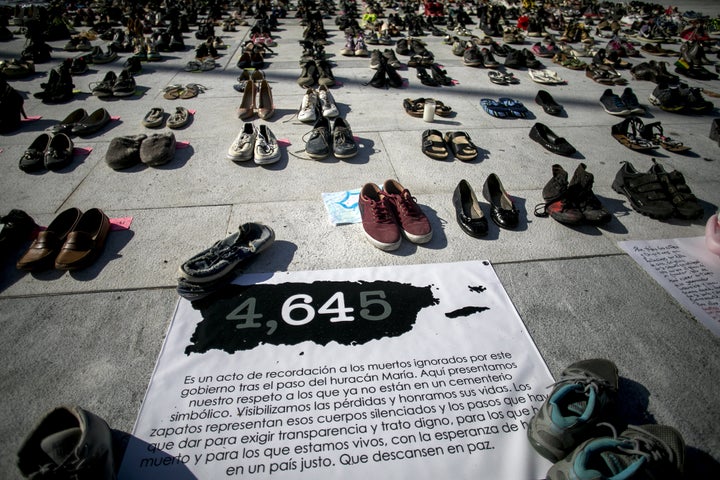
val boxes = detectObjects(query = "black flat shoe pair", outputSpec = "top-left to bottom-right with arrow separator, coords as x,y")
18,133 -> 74,172
453,174 -> 520,236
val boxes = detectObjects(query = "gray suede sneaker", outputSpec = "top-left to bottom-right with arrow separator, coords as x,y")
547,424 -> 685,480
527,358 -> 618,462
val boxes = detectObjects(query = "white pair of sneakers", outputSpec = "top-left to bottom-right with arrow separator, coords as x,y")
227,123 -> 280,165
298,85 -> 339,123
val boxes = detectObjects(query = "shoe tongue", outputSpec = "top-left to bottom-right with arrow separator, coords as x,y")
599,450 -> 635,476
566,399 -> 587,416
40,427 -> 81,466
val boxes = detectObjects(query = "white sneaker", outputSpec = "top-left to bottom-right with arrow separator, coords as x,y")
227,122 -> 257,162
317,85 -> 339,118
298,88 -> 318,123
254,124 -> 281,165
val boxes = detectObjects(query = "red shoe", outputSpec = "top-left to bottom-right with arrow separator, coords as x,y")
382,179 -> 433,244
359,183 -> 401,251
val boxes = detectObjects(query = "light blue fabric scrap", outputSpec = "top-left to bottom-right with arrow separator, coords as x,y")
322,189 -> 361,225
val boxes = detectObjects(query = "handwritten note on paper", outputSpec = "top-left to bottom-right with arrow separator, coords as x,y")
618,237 -> 720,337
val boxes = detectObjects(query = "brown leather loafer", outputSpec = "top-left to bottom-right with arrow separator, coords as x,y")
16,208 -> 82,271
54,208 -> 110,270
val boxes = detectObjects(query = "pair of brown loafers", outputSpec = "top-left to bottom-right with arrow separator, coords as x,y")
16,207 -> 110,271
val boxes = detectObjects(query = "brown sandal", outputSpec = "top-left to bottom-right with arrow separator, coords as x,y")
163,84 -> 184,100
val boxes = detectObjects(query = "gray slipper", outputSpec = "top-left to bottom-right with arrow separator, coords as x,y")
139,132 -> 176,166
105,134 -> 147,170
167,107 -> 190,129
142,107 -> 164,128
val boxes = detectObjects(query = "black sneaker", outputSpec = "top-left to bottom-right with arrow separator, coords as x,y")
620,87 -> 645,115
112,68 -> 136,97
91,71 -> 117,97
316,59 -> 336,87
612,161 -> 674,219
648,159 -> 704,219
332,117 -> 358,158
305,116 -> 332,159
678,83 -> 714,113
178,223 -> 275,283
599,88 -> 630,115
648,83 -> 685,112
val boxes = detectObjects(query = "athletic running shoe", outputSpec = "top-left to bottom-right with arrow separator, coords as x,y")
527,358 -> 619,462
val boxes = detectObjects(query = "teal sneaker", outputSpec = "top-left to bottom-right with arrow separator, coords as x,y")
547,424 -> 685,480
527,358 -> 619,462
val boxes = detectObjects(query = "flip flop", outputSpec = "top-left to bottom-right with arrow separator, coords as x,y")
480,99 -> 510,118
498,97 -> 529,118
421,129 -> 450,160
179,83 -> 206,99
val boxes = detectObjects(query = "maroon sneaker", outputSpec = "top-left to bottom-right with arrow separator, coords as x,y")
382,179 -> 433,244
359,183 -> 401,251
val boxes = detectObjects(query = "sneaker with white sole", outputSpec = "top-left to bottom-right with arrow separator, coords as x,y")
227,122 -> 257,162
317,85 -> 339,118
359,183 -> 401,251
382,179 -> 433,244
254,124 -> 281,165
527,358 -> 619,463
298,88 -> 319,123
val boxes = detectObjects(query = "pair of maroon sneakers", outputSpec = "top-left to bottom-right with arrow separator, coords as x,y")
359,180 -> 433,251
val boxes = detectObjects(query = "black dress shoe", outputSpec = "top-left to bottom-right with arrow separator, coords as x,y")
482,173 -> 519,229
453,179 -> 488,238
529,122 -> 576,156
535,89 -> 562,115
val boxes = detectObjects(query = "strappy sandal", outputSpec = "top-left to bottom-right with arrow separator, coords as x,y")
488,70 -> 508,85
444,131 -> 478,161
640,122 -> 691,153
498,97 -> 529,118
480,98 -> 510,118
163,84 -> 184,100
585,64 -> 617,85
421,129 -> 450,160
611,117 -> 658,151
180,83 -> 206,99
403,98 -> 453,117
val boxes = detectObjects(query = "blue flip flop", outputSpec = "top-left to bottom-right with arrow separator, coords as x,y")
480,98 -> 510,118
498,97 -> 529,118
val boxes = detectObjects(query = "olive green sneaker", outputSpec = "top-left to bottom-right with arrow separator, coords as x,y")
547,424 -> 685,480
527,358 -> 619,462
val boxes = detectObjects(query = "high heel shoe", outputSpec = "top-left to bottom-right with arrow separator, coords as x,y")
237,79 -> 256,120
256,79 -> 274,120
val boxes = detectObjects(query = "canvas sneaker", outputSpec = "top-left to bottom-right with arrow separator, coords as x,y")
527,358 -> 619,463
599,88 -> 630,115
254,124 -> 281,165
90,71 -> 117,97
298,88 -> 318,123
382,179 -> 433,244
227,122 -> 257,162
547,424 -> 685,480
359,183 -> 401,251
620,87 -> 645,115
317,85 -> 339,118
178,223 -> 275,283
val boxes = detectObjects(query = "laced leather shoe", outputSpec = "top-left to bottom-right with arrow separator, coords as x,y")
304,116 -> 331,159
332,117 -> 357,158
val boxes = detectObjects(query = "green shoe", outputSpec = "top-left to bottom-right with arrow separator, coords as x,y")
527,358 -> 619,462
547,424 -> 685,480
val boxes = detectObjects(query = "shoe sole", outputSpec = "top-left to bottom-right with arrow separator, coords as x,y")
254,154 -> 280,165
364,231 -> 401,251
402,229 -> 432,244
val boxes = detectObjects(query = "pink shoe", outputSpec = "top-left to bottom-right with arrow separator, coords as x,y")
705,211 -> 720,256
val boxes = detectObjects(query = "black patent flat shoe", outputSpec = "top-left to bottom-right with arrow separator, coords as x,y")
535,89 -> 563,115
529,122 -> 576,156
482,173 -> 519,229
453,179 -> 488,238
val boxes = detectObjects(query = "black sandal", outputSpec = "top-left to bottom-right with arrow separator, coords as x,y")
640,122 -> 691,153
611,117 -> 658,151
421,129 -> 450,159
416,66 -> 439,87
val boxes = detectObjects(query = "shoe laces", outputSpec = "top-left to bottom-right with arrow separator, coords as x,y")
256,132 -> 273,154
301,91 -> 317,112
333,126 -> 351,147
594,423 -> 679,466
369,196 -> 396,224
391,191 -> 423,220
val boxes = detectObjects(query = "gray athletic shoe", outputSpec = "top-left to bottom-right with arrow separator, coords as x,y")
527,358 -> 618,462
547,424 -> 685,480
178,223 -> 275,283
